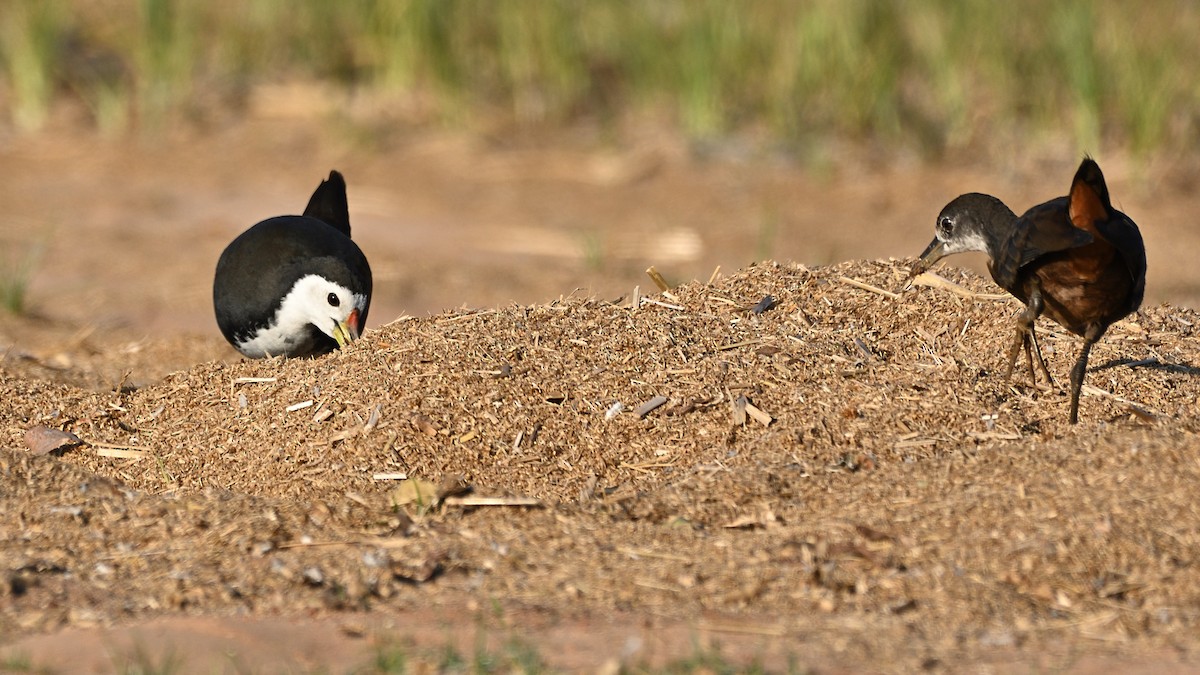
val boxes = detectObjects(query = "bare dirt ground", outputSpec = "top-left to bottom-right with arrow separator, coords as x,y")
3,114 -> 1200,672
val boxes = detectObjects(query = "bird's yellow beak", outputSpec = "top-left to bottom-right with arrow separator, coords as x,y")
910,237 -> 946,277
332,309 -> 361,348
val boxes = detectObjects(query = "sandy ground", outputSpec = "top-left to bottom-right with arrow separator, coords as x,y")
2,116 -> 1200,672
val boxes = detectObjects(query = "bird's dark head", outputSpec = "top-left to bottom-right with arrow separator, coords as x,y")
911,193 -> 1014,276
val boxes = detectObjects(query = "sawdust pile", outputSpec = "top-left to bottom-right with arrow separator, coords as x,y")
3,259 -> 1200,669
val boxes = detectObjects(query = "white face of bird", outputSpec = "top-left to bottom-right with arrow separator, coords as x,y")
276,274 -> 366,347
933,213 -> 991,256
294,275 -> 366,345
912,207 -> 994,277
231,274 -> 366,358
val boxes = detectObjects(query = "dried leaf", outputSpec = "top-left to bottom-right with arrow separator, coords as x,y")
24,426 -> 84,456
411,414 -> 439,436
751,295 -> 777,314
391,477 -> 440,510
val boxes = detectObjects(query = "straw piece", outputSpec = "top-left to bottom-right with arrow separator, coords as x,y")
442,495 -> 543,507
731,395 -> 748,425
634,395 -> 669,419
837,276 -> 901,299
744,400 -> 773,426
910,271 -> 1009,301
95,447 -> 148,459
1081,384 -> 1161,420
641,298 -> 685,311
363,404 -> 382,433
646,266 -> 671,292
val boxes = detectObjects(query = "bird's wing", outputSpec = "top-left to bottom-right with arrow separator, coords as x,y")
990,197 -> 1093,289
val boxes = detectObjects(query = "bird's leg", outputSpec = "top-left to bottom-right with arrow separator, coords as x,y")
1005,283 -> 1047,386
1028,322 -> 1056,389
1004,319 -> 1030,382
1021,333 -> 1036,386
1068,324 -> 1103,424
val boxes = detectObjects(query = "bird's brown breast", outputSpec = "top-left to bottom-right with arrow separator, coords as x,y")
999,237 -> 1137,337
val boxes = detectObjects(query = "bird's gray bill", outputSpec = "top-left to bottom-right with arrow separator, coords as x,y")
911,238 -> 946,277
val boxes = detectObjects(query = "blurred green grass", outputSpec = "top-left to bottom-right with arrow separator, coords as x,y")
0,0 -> 1196,155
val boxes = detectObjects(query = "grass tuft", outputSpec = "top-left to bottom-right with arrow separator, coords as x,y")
0,1 -> 1198,154
0,652 -> 43,674
0,0 -> 66,132
0,241 -> 42,316
114,642 -> 185,675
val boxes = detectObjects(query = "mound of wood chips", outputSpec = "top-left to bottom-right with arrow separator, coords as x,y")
3,259 -> 1199,670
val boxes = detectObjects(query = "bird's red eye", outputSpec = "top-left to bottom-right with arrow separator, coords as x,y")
327,293 -> 340,307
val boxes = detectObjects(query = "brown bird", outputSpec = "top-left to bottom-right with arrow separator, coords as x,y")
911,157 -> 1146,423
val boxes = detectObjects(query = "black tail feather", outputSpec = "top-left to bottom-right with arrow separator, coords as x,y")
303,170 -> 351,237
1072,156 -> 1112,211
